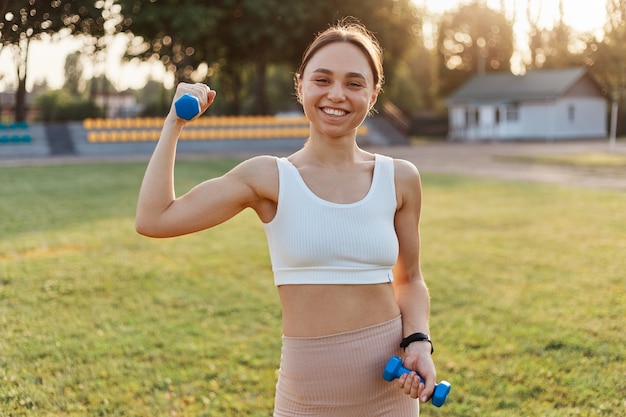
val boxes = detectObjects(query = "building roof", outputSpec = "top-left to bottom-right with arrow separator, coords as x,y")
446,67 -> 593,104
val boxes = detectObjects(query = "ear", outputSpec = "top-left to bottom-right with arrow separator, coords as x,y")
369,86 -> 380,109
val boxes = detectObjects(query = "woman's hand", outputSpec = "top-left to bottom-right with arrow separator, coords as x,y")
168,82 -> 217,122
397,342 -> 436,403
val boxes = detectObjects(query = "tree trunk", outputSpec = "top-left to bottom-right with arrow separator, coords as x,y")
16,76 -> 27,122
15,37 -> 31,122
253,55 -> 268,115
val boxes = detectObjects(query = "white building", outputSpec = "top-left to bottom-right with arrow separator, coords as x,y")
446,68 -> 607,141
94,92 -> 140,118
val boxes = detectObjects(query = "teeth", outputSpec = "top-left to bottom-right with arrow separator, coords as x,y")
323,108 -> 346,116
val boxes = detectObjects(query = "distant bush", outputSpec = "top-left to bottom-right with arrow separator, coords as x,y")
140,99 -> 170,118
35,90 -> 104,122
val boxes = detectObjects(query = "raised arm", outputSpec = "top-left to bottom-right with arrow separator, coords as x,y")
391,159 -> 436,403
135,83 -> 276,238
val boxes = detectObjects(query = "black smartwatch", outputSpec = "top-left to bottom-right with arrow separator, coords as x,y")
399,332 -> 434,354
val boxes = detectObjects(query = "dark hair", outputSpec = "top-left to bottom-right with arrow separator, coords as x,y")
296,19 -> 385,91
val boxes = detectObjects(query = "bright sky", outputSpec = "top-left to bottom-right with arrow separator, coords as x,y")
416,0 -> 606,32
0,0 -> 609,92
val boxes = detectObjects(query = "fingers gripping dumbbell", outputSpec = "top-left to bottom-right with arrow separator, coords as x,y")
383,356 -> 451,407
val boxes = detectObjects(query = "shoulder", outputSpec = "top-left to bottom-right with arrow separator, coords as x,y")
228,155 -> 279,199
236,154 -> 278,169
389,157 -> 422,208
229,155 -> 278,178
391,157 -> 421,184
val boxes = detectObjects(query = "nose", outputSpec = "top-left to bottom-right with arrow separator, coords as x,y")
327,82 -> 345,102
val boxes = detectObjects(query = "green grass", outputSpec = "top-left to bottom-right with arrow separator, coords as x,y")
1,157 -> 625,416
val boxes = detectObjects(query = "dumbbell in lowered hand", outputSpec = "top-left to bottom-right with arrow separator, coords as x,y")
383,356 -> 451,407
174,93 -> 201,120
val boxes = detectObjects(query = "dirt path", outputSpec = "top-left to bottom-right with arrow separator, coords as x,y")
371,140 -> 626,191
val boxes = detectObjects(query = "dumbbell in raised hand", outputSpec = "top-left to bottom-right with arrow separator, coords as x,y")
383,356 -> 451,407
174,93 -> 201,120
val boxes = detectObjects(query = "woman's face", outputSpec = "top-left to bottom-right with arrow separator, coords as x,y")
298,42 -> 379,139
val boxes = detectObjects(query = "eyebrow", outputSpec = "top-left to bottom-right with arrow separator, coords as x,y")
311,68 -> 367,80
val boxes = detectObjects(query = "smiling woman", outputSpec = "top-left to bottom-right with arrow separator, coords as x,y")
296,39 -> 381,140
295,22 -> 383,131
135,19 -> 437,416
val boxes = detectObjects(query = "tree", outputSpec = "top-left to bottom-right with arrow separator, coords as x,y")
525,0 -> 580,70
436,0 -> 514,96
583,0 -> 626,136
135,78 -> 172,117
389,45 -> 437,114
63,51 -> 84,96
117,0 -> 422,115
606,0 -> 626,31
0,1 -> 109,121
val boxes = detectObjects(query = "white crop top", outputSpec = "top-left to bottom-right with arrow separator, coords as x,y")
262,154 -> 399,286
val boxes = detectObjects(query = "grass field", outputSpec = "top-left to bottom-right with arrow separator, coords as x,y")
1,156 -> 625,416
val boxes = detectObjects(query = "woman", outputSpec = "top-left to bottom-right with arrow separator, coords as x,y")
136,20 -> 437,416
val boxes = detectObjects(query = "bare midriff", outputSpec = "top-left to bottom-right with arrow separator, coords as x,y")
278,283 -> 401,337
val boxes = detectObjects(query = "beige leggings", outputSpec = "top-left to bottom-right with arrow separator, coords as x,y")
274,316 -> 419,416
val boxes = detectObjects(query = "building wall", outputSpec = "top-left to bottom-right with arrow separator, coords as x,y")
447,73 -> 608,141
564,75 -> 604,98
552,97 -> 606,138
448,97 -> 606,141
518,101 -> 556,139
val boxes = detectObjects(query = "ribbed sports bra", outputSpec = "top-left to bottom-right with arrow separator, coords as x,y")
262,154 -> 399,286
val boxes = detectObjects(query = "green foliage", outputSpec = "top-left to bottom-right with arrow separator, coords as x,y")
1,157 -> 625,416
135,80 -> 173,117
527,24 -> 580,70
583,1 -> 626,134
117,0 -> 422,114
35,90 -> 104,122
384,43 -> 439,115
265,64 -> 301,115
437,1 -> 514,96
63,51 -> 85,96
1,0 -> 110,121
0,1 -> 107,46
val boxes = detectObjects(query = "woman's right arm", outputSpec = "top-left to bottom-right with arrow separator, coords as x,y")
135,83 -> 271,238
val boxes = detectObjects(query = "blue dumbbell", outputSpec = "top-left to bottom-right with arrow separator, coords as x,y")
383,356 -> 451,407
174,93 -> 201,120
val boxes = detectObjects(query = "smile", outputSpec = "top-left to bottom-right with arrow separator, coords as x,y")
322,107 -> 347,117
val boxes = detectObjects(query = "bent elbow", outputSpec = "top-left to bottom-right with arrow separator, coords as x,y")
135,217 -> 161,238
135,222 -> 151,237
135,217 -> 181,238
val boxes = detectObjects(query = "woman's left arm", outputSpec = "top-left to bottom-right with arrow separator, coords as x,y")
391,159 -> 436,403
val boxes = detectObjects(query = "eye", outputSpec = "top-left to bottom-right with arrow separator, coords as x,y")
314,78 -> 330,84
348,81 -> 364,88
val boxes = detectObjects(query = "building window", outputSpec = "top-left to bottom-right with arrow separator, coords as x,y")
568,105 -> 575,123
506,105 -> 518,121
465,107 -> 478,126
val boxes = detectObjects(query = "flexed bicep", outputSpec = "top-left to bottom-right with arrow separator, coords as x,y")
136,156 -> 277,238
